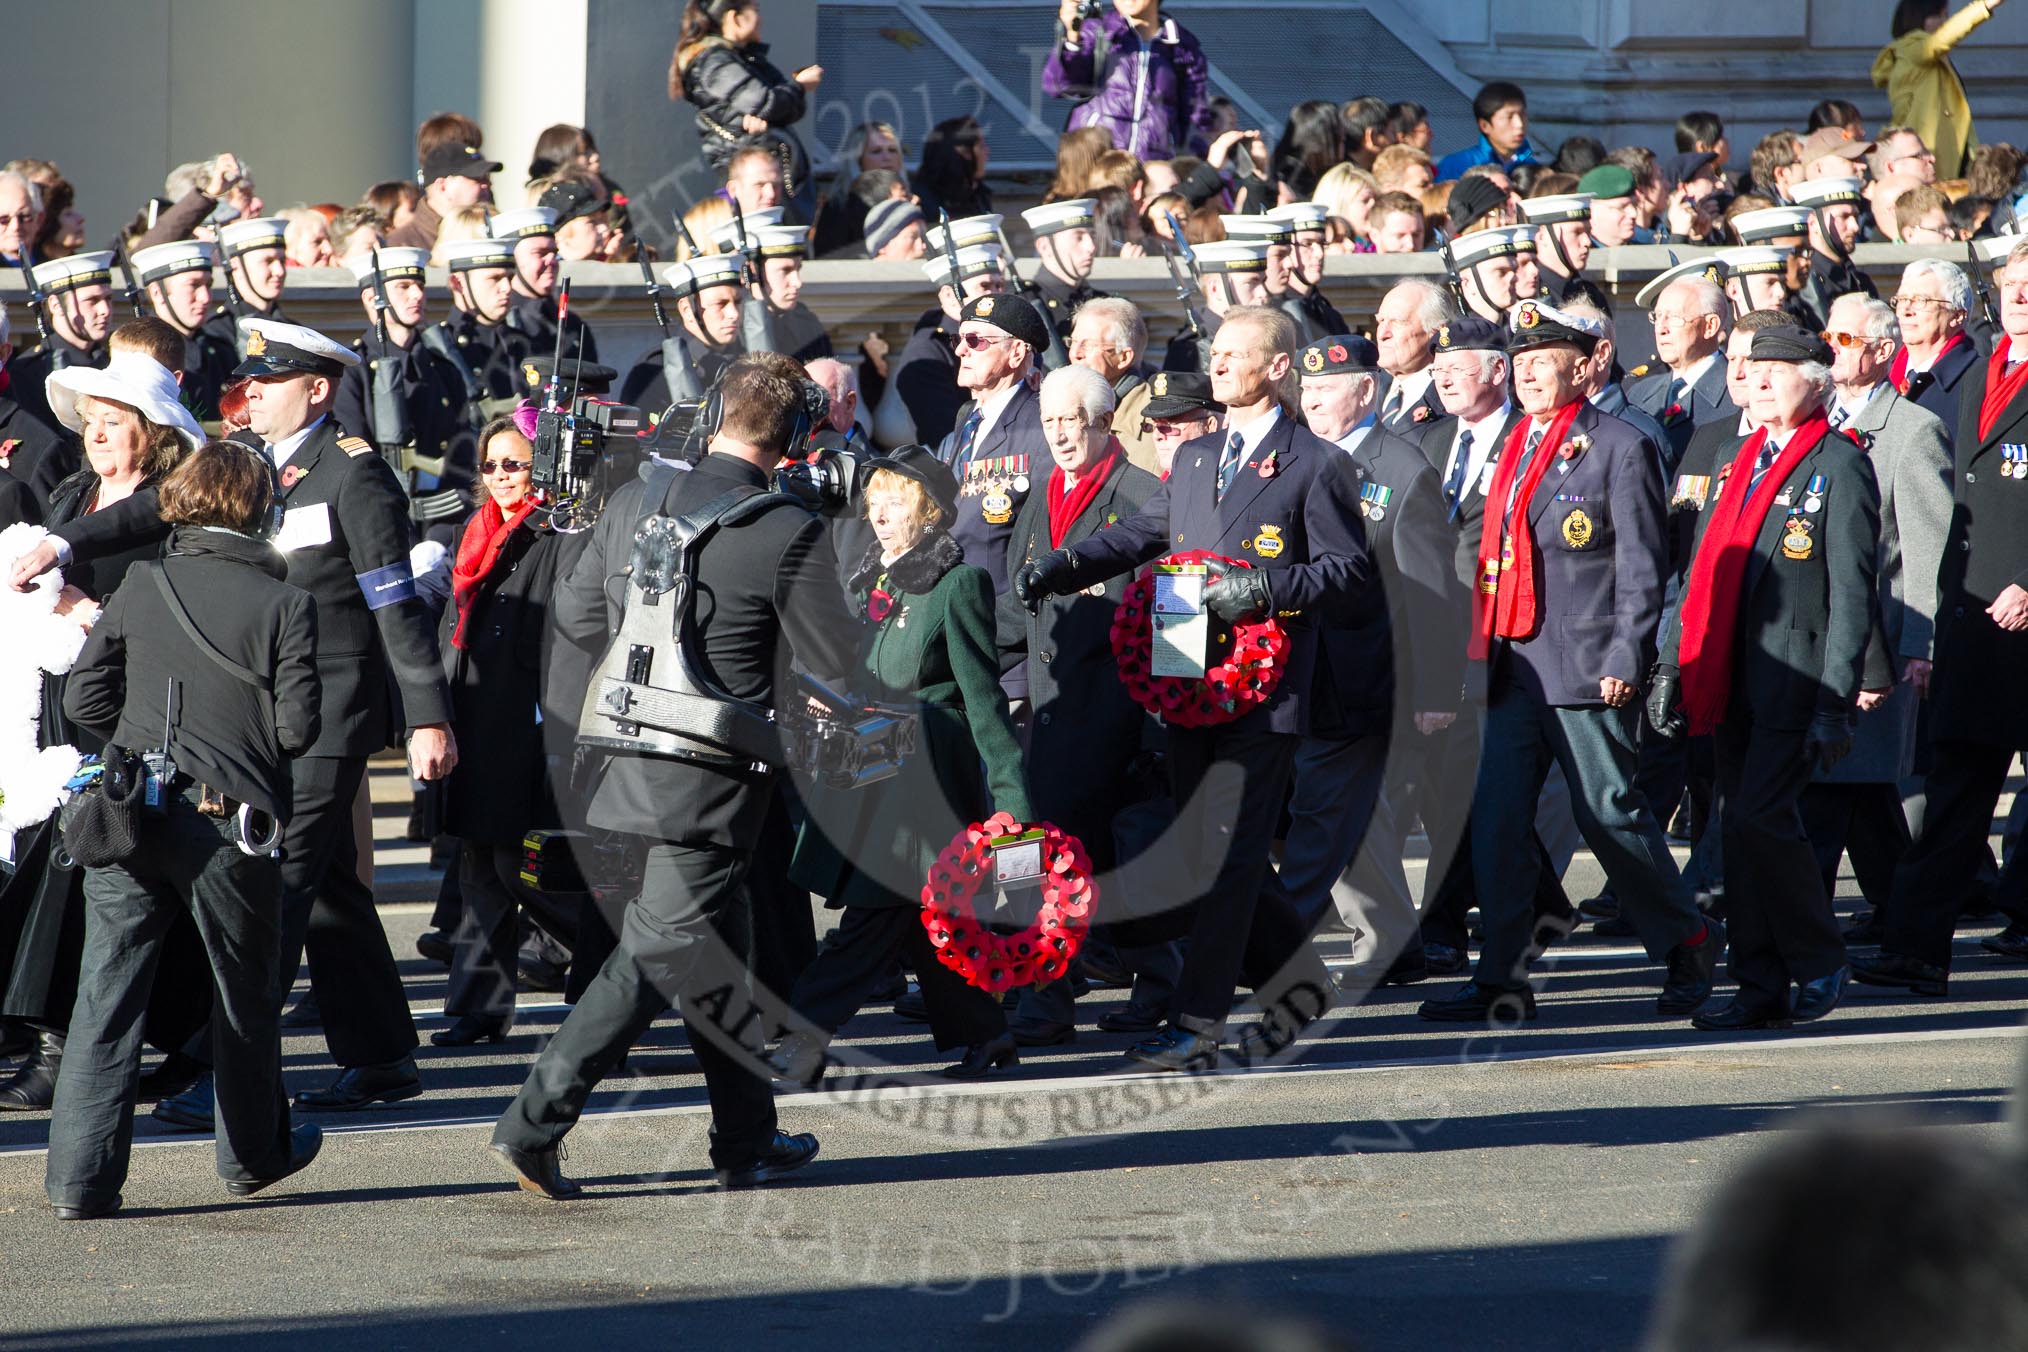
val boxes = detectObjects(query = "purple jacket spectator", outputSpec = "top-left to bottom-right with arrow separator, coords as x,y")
1042,12 -> 1212,162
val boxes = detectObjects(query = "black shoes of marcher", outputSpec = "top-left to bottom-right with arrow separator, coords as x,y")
1851,951 -> 1950,997
279,991 -> 322,1029
1592,913 -> 1638,939
0,1030 -> 63,1111
1422,942 -> 1468,976
50,1193 -> 121,1221
1690,1000 -> 1793,1031
715,1130 -> 821,1190
225,1123 -> 324,1197
430,1015 -> 511,1048
490,1140 -> 582,1199
1416,983 -> 1538,1024
892,986 -> 929,1023
1842,910 -> 1884,946
1792,966 -> 1850,1023
152,1072 -> 216,1131
137,1051 -> 207,1101
1008,1018 -> 1076,1047
766,1034 -> 828,1088
1094,1003 -> 1166,1034
415,929 -> 454,966
1577,891 -> 1620,922
294,1057 -> 424,1111
1657,920 -> 1726,1016
1123,1026 -> 1224,1072
1982,923 -> 2028,961
942,1033 -> 1019,1079
0,1019 -> 31,1060
1380,949 -> 1429,986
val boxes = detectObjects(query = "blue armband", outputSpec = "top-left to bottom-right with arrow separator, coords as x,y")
356,560 -> 417,610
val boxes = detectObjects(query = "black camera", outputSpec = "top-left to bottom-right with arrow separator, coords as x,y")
780,675 -> 917,790
1075,0 -> 1103,18
530,396 -> 650,529
774,443 -> 866,516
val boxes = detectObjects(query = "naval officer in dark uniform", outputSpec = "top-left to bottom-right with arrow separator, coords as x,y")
9,249 -> 113,434
1267,203 -> 1346,343
1017,305 -> 1373,1071
1791,177 -> 1877,331
1160,240 -> 1270,376
750,224 -> 831,364
129,240 -> 238,423
431,236 -> 533,420
200,216 -> 294,359
620,252 -> 752,415
491,207 -> 600,364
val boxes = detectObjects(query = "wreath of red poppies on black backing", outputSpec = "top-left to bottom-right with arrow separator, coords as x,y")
1109,550 -> 1289,728
919,812 -> 1096,994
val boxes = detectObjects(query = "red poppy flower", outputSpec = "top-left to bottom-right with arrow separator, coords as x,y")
867,587 -> 894,622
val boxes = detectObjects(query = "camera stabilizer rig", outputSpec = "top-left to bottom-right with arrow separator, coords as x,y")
528,280 -> 651,531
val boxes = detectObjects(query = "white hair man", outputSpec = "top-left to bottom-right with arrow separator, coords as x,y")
1891,258 -> 1978,445
1070,296 -> 1159,472
1627,264 -> 1735,470
1375,279 -> 1458,431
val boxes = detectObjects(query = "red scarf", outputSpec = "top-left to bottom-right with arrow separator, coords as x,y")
1890,332 -> 1965,394
1978,335 -> 2028,444
1046,440 -> 1120,548
450,494 -> 538,650
1468,400 -> 1582,661
1676,412 -> 1830,735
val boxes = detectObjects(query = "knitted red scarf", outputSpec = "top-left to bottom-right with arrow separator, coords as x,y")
1046,439 -> 1120,547
451,495 -> 538,650
1468,400 -> 1581,661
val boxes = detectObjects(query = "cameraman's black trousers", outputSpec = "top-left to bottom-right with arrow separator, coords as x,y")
494,841 -> 778,1171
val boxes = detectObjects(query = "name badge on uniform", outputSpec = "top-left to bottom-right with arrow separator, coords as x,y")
273,502 -> 332,553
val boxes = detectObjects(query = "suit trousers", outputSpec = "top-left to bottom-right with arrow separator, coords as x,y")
790,904 -> 1004,1050
46,794 -> 294,1206
494,840 -> 778,1170
1798,782 -> 1911,911
277,756 -> 418,1067
1472,679 -> 1701,991
1418,710 -> 1573,951
1166,724 -> 1329,1031
1715,720 -> 1849,1004
445,842 -> 541,1022
1882,739 -> 2021,968
1281,731 -> 1416,962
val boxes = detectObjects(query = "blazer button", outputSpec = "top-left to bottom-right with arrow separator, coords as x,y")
1175,532 -> 1185,542
1966,472 -> 1977,483
1038,711 -> 1052,726
1962,539 -> 1971,551
1040,652 -> 1053,664
1956,606 -> 1967,618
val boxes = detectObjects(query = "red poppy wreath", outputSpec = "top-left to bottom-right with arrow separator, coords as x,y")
919,812 -> 1096,994
1109,550 -> 1288,728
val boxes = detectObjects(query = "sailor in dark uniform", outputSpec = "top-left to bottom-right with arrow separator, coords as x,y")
1520,191 -> 1610,311
1726,205 -> 1821,330
1162,239 -> 1270,375
1267,202 -> 1346,342
749,224 -> 831,363
431,236 -> 532,421
333,247 -> 475,531
1718,244 -> 1802,325
129,240 -> 237,423
199,216 -> 292,360
1021,199 -> 1107,347
1447,226 -> 1530,327
619,251 -> 751,416
887,242 -> 1008,447
1791,177 -> 1877,333
491,207 -> 599,364
8,249 -> 114,432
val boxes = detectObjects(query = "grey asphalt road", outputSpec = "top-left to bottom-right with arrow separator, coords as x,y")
0,888 -> 2021,1352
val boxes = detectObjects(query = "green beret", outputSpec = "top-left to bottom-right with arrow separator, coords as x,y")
1577,164 -> 1636,200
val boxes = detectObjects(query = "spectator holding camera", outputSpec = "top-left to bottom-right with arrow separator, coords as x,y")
1044,0 -> 1213,162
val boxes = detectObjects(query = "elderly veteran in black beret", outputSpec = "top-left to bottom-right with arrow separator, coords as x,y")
937,292 -> 1051,600
1280,334 -> 1460,977
781,447 -> 1034,1081
1650,324 -> 1879,1029
1138,369 -> 1225,478
1420,299 -> 1719,1025
994,363 -> 1166,1044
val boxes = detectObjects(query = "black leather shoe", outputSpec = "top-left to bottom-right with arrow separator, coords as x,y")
1793,966 -> 1850,1023
279,991 -> 321,1029
225,1123 -> 323,1197
415,930 -> 454,966
892,986 -> 929,1023
766,1034 -> 828,1088
152,1072 -> 215,1131
1982,923 -> 2028,961
1658,920 -> 1726,1015
1080,953 -> 1133,989
1124,1026 -> 1224,1072
1851,951 -> 1950,997
0,1030 -> 63,1111
1577,891 -> 1620,922
942,1033 -> 1019,1079
1095,1003 -> 1166,1034
294,1057 -> 423,1111
430,1015 -> 510,1048
50,1193 -> 121,1220
716,1130 -> 820,1189
490,1140 -> 581,1199
1691,1000 -> 1793,1031
1422,942 -> 1468,976
516,954 -> 567,993
1417,982 -> 1538,1024
1380,950 -> 1429,986
1842,910 -> 1884,946
137,1051 -> 207,1102
1008,1018 -> 1076,1047
0,1020 -> 31,1060
1592,913 -> 1638,939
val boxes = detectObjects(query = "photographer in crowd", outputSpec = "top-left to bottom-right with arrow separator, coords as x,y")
1045,0 -> 1212,163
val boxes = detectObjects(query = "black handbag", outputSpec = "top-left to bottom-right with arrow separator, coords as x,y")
59,747 -> 148,868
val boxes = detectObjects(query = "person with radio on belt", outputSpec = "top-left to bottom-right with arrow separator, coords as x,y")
46,439 -> 324,1219
491,352 -> 862,1198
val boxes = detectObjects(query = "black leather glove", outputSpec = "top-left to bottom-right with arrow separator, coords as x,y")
1803,711 -> 1855,774
1013,547 -> 1079,612
1645,666 -> 1685,739
1204,567 -> 1273,624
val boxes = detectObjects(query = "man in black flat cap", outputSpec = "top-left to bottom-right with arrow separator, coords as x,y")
1651,323 -> 1875,1029
387,142 -> 500,253
1138,369 -> 1225,477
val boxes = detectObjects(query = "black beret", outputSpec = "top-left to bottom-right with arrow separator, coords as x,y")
961,292 -> 1050,355
1448,176 -> 1510,233
858,444 -> 959,524
1747,324 -> 1833,366
1142,370 -> 1223,419
1433,314 -> 1507,355
1298,334 -> 1380,377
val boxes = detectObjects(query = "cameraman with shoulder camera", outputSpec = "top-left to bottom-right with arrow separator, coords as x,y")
491,352 -> 861,1199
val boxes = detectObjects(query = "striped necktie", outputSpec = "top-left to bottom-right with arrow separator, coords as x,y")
1215,431 -> 1247,499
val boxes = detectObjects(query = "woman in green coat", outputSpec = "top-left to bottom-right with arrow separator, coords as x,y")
779,447 -> 1034,1081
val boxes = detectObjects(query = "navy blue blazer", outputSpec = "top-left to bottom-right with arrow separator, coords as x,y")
1902,336 -> 1979,460
937,379 -> 1048,597
1487,401 -> 1670,709
1066,411 -> 1376,737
